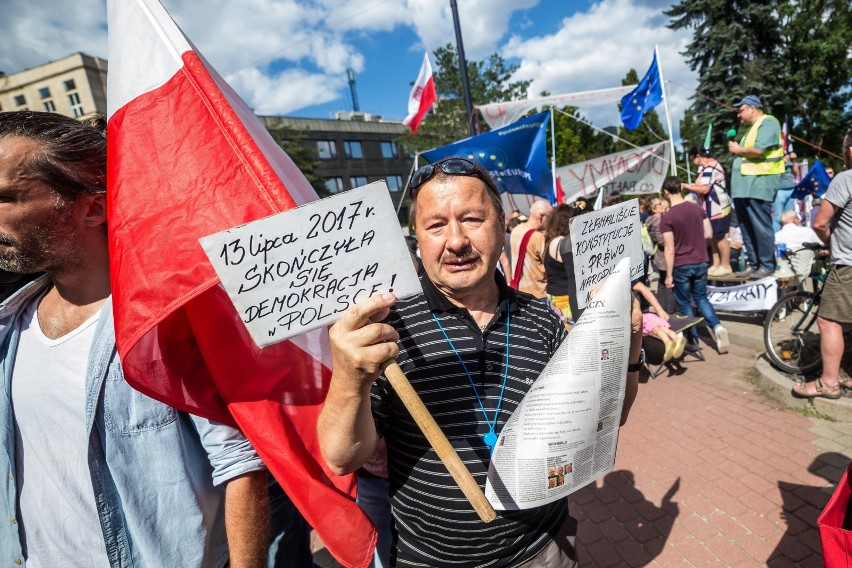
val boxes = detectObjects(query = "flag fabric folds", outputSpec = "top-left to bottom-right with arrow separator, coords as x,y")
477,85 -> 636,130
620,54 -> 664,131
420,111 -> 553,203
106,1 -> 376,566
403,52 -> 437,134
791,160 -> 832,199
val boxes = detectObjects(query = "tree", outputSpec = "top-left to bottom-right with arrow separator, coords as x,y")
666,1 -> 787,152
398,45 -> 532,155
268,127 -> 329,198
667,0 -> 852,162
546,105 -> 615,166
777,0 -> 852,155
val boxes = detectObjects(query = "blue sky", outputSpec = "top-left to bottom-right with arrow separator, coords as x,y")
2,0 -> 697,141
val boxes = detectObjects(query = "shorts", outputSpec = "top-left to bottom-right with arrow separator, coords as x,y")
818,265 -> 852,323
710,215 -> 732,240
642,312 -> 671,335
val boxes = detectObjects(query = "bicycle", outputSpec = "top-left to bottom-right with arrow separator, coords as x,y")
763,242 -> 829,375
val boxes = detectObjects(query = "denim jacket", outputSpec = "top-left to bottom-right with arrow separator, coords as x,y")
0,277 -> 266,567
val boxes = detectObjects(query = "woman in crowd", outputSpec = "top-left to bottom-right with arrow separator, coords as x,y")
682,147 -> 733,276
543,203 -> 578,329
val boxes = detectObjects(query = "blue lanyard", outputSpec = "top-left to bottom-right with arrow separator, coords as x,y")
430,299 -> 510,452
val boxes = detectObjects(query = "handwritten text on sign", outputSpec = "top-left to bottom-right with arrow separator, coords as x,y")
200,182 -> 421,347
569,199 -> 644,309
707,277 -> 777,311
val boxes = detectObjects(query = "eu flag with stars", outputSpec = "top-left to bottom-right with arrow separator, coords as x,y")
620,54 -> 664,131
791,160 -> 832,199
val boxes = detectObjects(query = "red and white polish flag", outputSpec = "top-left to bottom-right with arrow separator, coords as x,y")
106,1 -> 376,566
403,52 -> 437,134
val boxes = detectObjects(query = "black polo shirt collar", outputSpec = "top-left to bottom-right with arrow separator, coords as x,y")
419,270 -> 519,335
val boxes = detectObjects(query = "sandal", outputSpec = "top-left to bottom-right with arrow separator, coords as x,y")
841,379 -> 852,390
791,379 -> 841,400
663,341 -> 676,362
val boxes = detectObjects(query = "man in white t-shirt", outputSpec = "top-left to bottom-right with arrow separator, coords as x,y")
774,210 -> 823,282
0,111 -> 268,567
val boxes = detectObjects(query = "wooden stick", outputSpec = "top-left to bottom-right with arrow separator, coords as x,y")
381,360 -> 497,523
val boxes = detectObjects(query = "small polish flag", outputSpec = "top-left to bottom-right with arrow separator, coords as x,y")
403,52 -> 437,134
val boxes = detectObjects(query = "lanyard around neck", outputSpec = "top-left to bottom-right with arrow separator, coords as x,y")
430,299 -> 510,452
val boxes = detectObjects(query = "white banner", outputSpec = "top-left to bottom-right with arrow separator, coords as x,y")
477,86 -> 635,130
557,142 -> 669,204
707,277 -> 777,312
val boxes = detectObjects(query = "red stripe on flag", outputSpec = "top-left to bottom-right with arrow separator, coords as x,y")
108,51 -> 376,567
407,77 -> 436,134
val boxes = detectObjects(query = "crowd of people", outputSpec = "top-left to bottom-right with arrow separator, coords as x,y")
0,94 -> 849,568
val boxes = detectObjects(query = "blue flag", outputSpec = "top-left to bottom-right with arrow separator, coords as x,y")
420,111 -> 553,201
620,54 -> 664,131
791,160 -> 832,199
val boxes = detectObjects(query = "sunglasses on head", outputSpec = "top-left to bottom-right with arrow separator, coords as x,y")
408,158 -> 486,195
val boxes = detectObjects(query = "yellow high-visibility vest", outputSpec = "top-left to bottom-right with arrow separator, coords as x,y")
740,114 -> 785,176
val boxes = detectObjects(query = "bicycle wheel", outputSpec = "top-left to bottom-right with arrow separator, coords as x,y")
763,291 -> 822,375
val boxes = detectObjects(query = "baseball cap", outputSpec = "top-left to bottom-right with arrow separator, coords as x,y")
733,95 -> 762,108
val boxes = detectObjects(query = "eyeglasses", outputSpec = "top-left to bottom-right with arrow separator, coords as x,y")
408,158 -> 486,195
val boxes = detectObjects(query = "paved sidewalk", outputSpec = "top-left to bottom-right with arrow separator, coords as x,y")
572,338 -> 850,567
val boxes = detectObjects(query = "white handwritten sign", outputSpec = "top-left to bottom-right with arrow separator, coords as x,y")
200,181 -> 422,347
569,199 -> 644,309
707,277 -> 777,311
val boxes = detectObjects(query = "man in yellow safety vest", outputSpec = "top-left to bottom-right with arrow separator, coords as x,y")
728,94 -> 784,278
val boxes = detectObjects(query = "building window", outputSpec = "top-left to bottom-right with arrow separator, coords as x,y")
350,176 -> 369,189
380,141 -> 398,159
386,175 -> 404,192
316,140 -> 338,159
38,87 -> 51,100
64,79 -> 77,91
68,92 -> 84,117
43,100 -> 56,112
344,141 -> 363,159
325,177 -> 344,194
13,95 -> 26,107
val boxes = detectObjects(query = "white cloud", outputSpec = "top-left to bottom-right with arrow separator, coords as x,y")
0,0 -> 698,127
407,0 -> 541,60
501,0 -> 696,140
227,67 -> 345,115
0,0 -> 107,72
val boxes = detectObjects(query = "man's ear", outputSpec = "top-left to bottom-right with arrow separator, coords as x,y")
81,193 -> 107,227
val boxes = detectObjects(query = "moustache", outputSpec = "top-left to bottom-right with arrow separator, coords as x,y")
442,252 -> 479,264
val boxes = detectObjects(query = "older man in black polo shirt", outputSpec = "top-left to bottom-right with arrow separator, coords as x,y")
318,158 -> 642,567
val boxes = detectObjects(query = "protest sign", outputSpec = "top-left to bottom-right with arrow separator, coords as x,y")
557,142 -> 669,204
200,181 -> 421,347
707,277 -> 777,312
569,199 -> 644,309
486,257 -> 632,510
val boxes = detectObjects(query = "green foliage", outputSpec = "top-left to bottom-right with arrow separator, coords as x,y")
667,0 -> 852,162
268,128 -> 329,198
546,106 -> 615,166
398,44 -> 532,155
778,0 -> 852,154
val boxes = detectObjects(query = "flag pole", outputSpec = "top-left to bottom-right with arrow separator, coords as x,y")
655,45 -> 677,175
550,108 -> 558,203
450,0 -> 477,137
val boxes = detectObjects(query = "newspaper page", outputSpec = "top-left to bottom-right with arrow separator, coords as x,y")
485,257 -> 632,510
